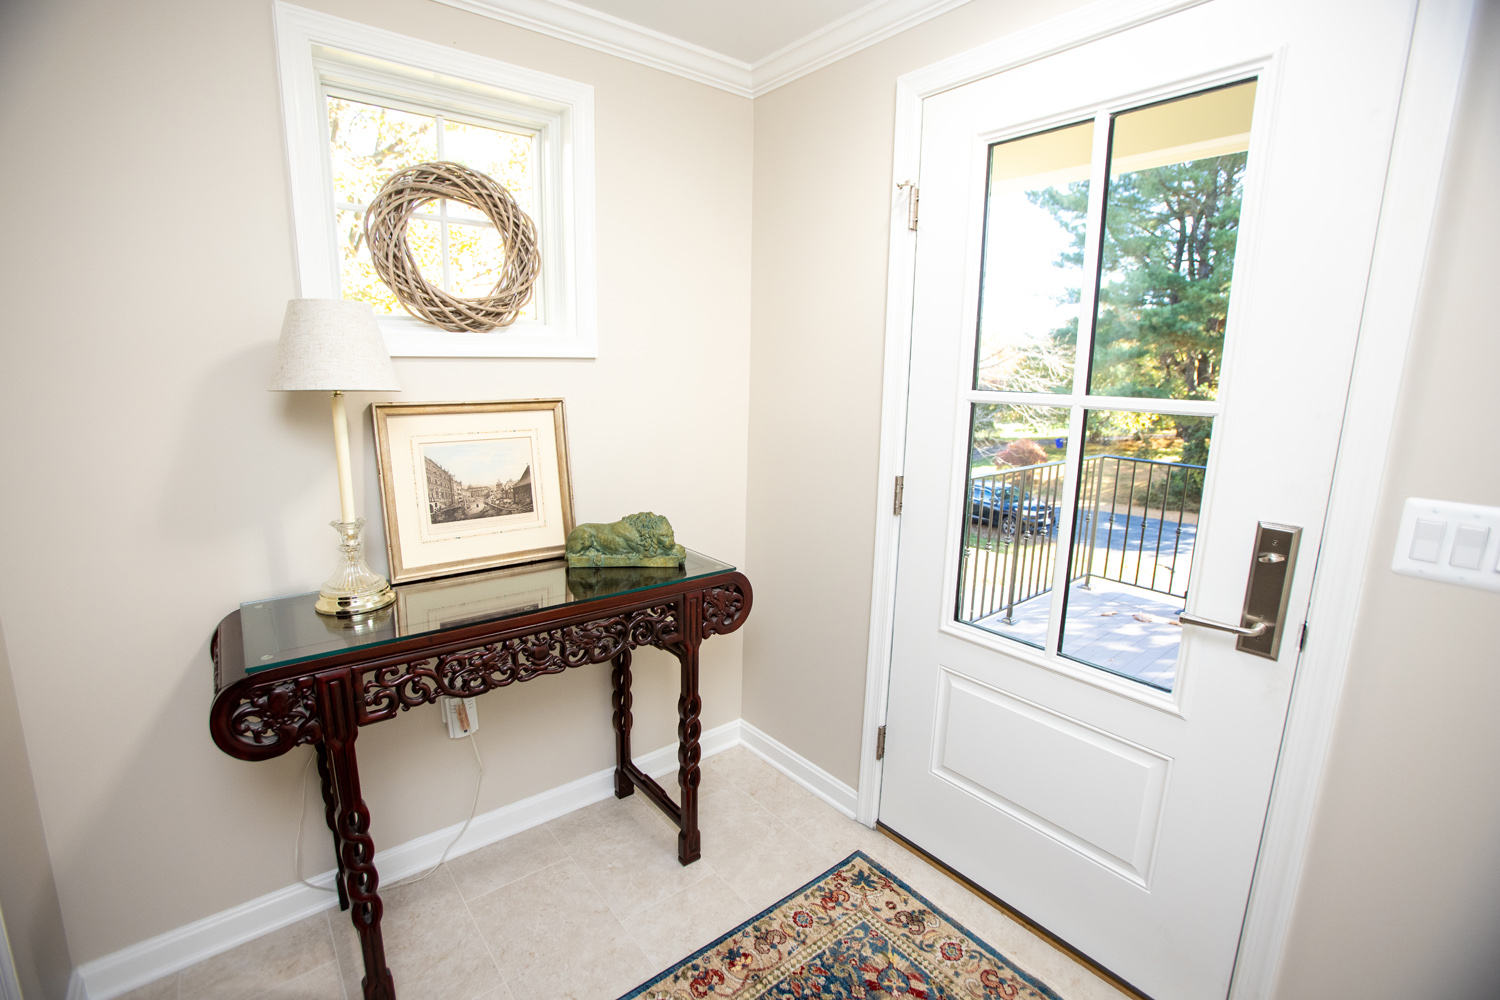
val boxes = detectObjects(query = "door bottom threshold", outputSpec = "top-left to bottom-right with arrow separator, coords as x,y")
876,822 -> 1154,1000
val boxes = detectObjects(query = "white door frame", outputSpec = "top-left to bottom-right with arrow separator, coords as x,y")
855,0 -> 1477,995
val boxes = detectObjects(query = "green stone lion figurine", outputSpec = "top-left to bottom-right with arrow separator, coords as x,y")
565,511 -> 686,568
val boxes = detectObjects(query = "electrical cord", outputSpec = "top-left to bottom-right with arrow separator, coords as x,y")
293,751 -> 332,893
294,730 -> 485,892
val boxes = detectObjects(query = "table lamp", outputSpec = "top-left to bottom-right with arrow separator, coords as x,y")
269,299 -> 401,616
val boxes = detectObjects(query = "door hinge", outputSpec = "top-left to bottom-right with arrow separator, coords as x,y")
893,475 -> 904,515
1299,621 -> 1309,651
876,725 -> 887,760
898,182 -> 919,230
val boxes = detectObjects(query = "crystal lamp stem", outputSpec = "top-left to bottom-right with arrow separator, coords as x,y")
315,517 -> 395,617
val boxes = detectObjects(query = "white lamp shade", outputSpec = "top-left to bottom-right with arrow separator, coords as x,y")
269,299 -> 401,392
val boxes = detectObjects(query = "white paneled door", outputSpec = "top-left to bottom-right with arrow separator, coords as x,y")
878,3 -> 1418,998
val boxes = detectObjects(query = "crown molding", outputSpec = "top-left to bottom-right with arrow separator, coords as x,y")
432,0 -> 755,96
431,0 -> 980,98
751,0 -> 974,95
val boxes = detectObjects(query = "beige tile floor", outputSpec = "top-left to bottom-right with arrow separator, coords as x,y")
121,747 -> 1133,1000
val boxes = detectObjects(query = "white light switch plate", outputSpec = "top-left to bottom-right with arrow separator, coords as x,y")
1392,497 -> 1500,592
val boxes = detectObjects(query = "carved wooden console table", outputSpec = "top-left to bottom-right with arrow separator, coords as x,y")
209,552 -> 751,1000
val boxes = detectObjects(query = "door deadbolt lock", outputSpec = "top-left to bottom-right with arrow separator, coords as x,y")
1179,522 -> 1302,659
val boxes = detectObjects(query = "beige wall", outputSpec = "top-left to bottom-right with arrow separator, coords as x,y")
742,0 -> 1090,788
0,615 -> 73,1000
0,0 -> 750,965
1274,2 -> 1500,995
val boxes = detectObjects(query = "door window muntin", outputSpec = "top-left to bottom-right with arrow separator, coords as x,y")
953,79 -> 1257,694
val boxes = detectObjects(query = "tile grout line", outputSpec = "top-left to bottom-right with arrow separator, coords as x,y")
616,904 -> 665,970
556,795 -> 717,926
443,864 -> 514,1000
322,908 -> 351,1000
684,774 -> 760,911
558,850 -> 657,973
456,826 -> 572,902
708,758 -> 847,910
461,821 -> 670,995
463,854 -> 574,908
454,848 -> 592,995
246,960 -> 345,1000
712,754 -> 838,863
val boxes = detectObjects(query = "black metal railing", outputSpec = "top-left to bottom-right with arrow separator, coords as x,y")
1071,454 -> 1203,600
958,454 -> 1204,625
957,461 -> 1067,624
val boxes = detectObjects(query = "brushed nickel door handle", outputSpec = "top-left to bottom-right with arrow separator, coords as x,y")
1178,612 -> 1267,637
1182,522 -> 1303,658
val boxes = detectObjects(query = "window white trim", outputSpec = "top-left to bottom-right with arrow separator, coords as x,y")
272,1 -> 597,358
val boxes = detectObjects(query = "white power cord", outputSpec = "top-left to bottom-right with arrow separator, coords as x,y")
294,732 -> 485,893
293,751 -> 333,893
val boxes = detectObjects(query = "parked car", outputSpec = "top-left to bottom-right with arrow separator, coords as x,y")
970,480 -> 1057,533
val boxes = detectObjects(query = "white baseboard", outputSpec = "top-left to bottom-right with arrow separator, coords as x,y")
738,719 -> 859,819
73,721 -> 741,1000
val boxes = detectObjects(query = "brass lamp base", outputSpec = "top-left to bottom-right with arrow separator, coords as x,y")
314,517 -> 396,618
315,585 -> 395,617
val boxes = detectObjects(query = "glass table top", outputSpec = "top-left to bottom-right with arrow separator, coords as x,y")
232,550 -> 735,678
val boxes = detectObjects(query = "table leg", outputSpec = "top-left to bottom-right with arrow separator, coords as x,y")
611,649 -> 635,800
319,675 -> 397,1000
676,595 -> 704,865
314,743 -> 350,911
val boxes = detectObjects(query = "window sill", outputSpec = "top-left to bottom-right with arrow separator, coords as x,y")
377,315 -> 596,359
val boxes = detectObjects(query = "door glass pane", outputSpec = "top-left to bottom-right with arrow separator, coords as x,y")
956,404 -> 1070,647
974,121 -> 1094,393
1087,81 -> 1256,399
1060,410 -> 1211,690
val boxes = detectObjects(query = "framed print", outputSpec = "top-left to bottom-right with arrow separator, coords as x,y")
372,399 -> 575,583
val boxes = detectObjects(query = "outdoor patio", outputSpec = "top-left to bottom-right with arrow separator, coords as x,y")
958,453 -> 1205,691
975,580 -> 1186,690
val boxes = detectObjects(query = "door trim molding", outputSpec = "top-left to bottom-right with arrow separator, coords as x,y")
858,3 -> 1478,999
1227,0 -> 1477,995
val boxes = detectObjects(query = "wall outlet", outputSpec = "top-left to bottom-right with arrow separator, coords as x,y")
1392,497 -> 1500,593
441,696 -> 479,738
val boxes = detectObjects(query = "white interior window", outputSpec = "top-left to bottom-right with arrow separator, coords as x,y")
325,92 -> 540,321
274,2 -> 597,358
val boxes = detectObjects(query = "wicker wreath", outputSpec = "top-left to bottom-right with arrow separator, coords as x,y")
363,161 -> 540,332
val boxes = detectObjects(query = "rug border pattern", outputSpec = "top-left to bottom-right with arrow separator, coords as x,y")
616,850 -> 1066,1000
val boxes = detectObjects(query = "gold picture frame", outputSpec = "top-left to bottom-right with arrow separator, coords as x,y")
372,399 -> 575,584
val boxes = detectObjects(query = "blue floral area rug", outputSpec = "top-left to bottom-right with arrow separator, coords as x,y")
619,851 -> 1064,1000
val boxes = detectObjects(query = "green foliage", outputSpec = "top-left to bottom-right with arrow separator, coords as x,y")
1030,151 -> 1247,412
1128,459 -> 1204,512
